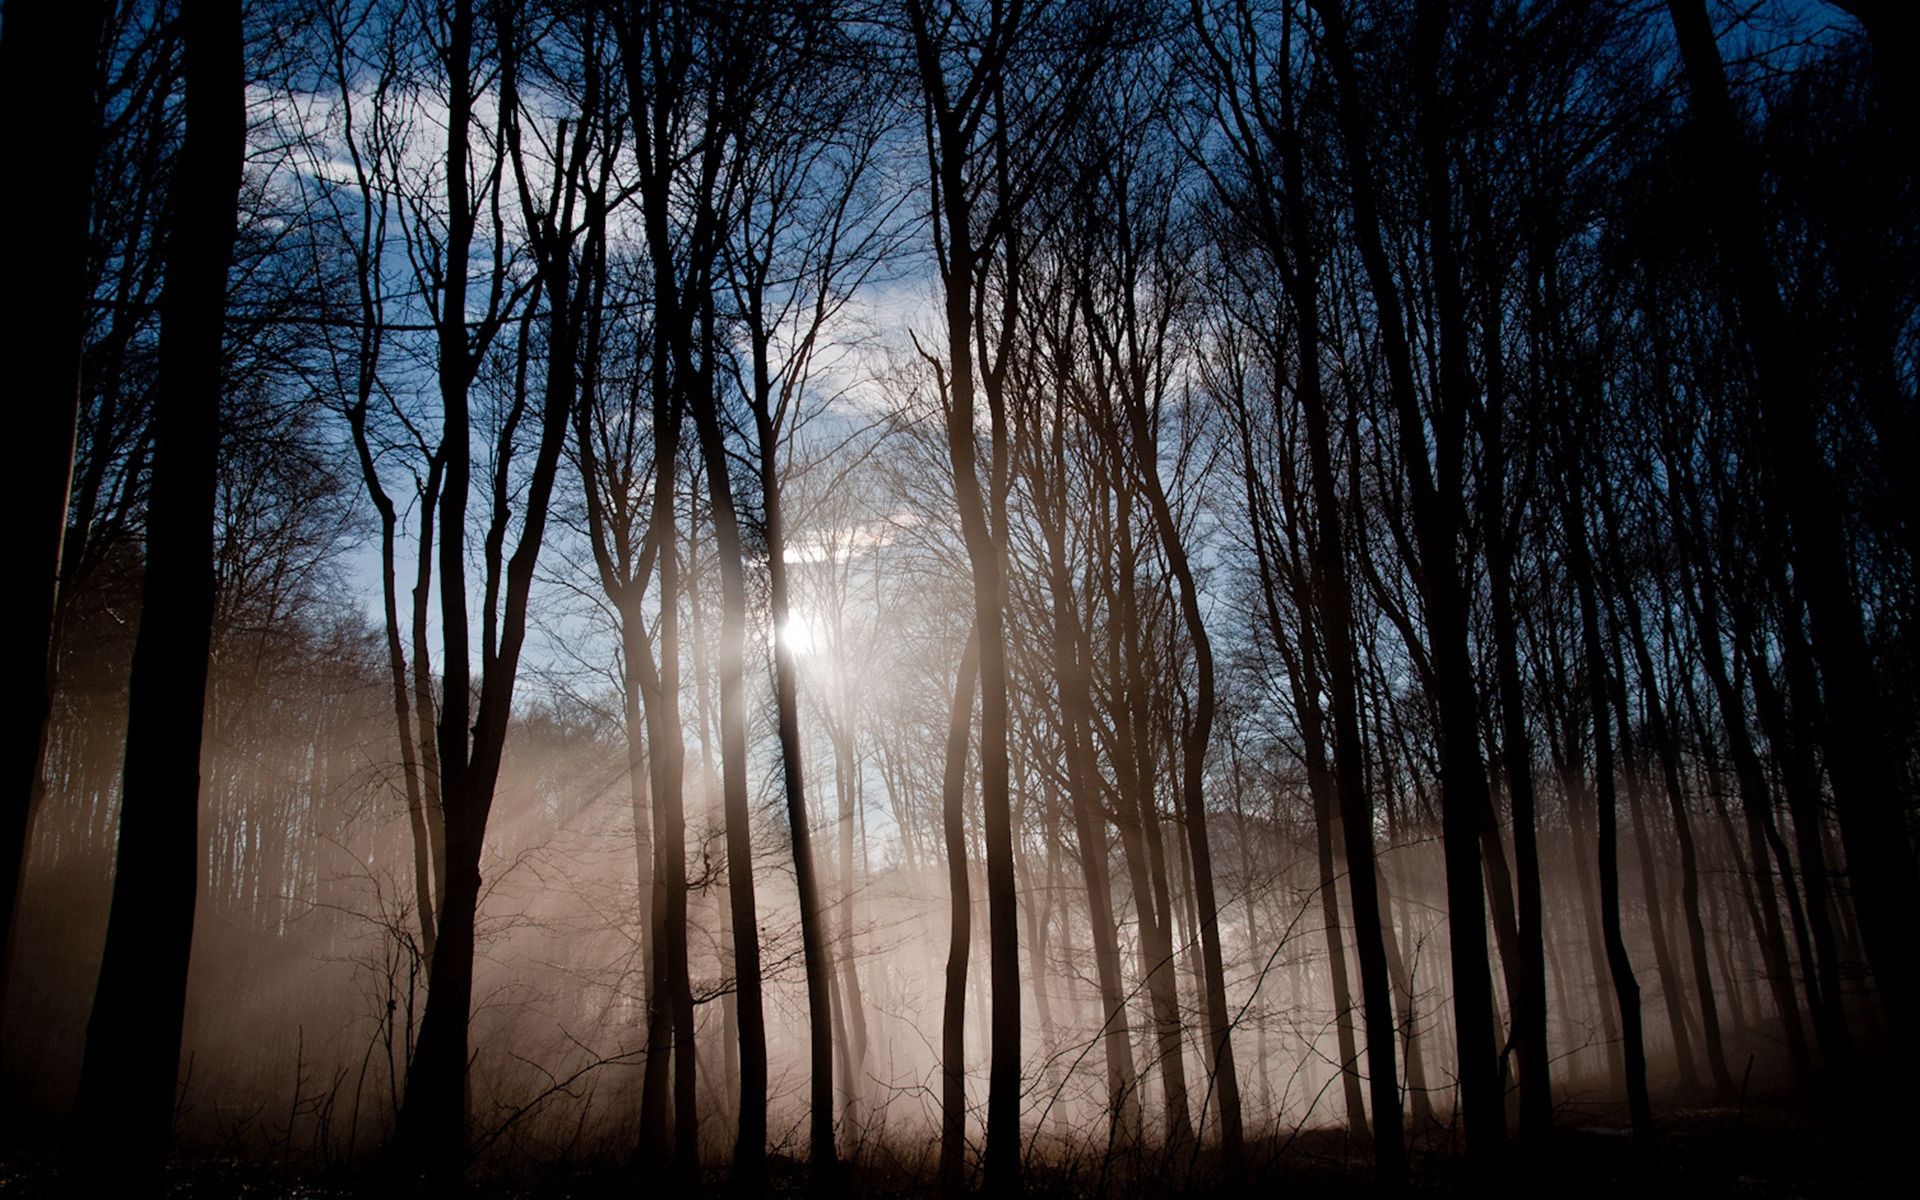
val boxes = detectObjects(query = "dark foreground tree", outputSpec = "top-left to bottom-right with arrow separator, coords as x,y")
65,0 -> 245,1186
0,0 -> 108,1029
1666,0 -> 1920,1058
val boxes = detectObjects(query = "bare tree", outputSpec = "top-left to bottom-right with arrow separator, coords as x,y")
67,0 -> 245,1184
0,0 -> 109,1027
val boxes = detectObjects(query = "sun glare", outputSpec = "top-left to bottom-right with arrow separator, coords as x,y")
779,614 -> 819,658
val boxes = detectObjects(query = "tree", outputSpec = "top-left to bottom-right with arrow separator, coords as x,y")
1666,0 -> 1919,1058
1309,0 -> 1506,1171
66,0 -> 245,1184
0,0 -> 108,1028
394,0 -> 581,1178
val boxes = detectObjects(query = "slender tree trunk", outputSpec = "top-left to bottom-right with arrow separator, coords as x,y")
67,0 -> 242,1184
906,11 -> 1038,1178
347,410 -> 438,966
1040,510 -> 1142,1145
1667,0 -> 1920,1050
833,723 -> 870,1126
1311,756 -> 1371,1144
394,0 -> 479,1176
1628,585 -> 1734,1095
1121,396 -> 1244,1160
687,329 -> 768,1188
756,404 -> 837,1181
1376,859 -> 1436,1130
1291,335 -> 1405,1177
1670,488 -> 1814,1077
940,630 -> 980,1194
1313,0 -> 1503,1170
950,268 -> 1022,1197
1562,460 -> 1655,1150
632,508 -> 697,1180
398,18 -> 578,1174
409,470 -> 448,919
1111,507 -> 1195,1150
1604,626 -> 1699,1090
1739,544 -> 1851,1071
1483,445 -> 1554,1151
1623,746 -> 1698,1088
619,636 -> 653,1006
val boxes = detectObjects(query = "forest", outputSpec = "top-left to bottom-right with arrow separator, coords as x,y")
0,0 -> 1913,1194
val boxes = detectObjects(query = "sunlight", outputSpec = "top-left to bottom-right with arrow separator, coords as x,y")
779,613 -> 821,659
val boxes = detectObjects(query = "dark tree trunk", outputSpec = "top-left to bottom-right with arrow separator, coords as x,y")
1313,761 -> 1371,1143
396,10 -> 578,1176
1627,598 -> 1734,1095
909,16 -> 1025,1178
1483,465 -> 1555,1146
1667,0 -> 1920,1052
1218,237 -> 1380,1157
756,400 -> 838,1181
628,363 -> 695,1184
1312,0 -> 1504,1170
832,721 -> 870,1127
940,629 -> 980,1195
1606,630 -> 1700,1092
393,0 -> 479,1176
1666,465 -> 1814,1078
1264,43 -> 1401,1170
1561,450 -> 1656,1151
1121,390 -> 1245,1161
1036,470 -> 1142,1142
1110,502 -> 1195,1150
0,0 -> 105,1024
688,382 -> 767,1189
66,0 -> 243,1184
347,396 -> 438,968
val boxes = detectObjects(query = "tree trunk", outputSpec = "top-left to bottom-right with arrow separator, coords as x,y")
1629,582 -> 1735,1095
940,629 -> 980,1193
0,0 -> 105,1026
1039,496 -> 1142,1145
1111,505 -> 1194,1150
832,723 -> 870,1128
1121,389 -> 1244,1160
1313,0 -> 1504,1169
1667,0 -> 1920,1052
1561,457 -> 1655,1151
1482,433 -> 1554,1152
1669,478 -> 1814,1078
1604,627 -> 1700,1091
757,403 -> 838,1181
67,0 -> 242,1184
686,350 -> 768,1187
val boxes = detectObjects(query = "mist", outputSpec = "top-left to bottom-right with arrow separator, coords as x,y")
1,0 -> 1912,1195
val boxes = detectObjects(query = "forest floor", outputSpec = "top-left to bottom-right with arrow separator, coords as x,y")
0,1085 -> 1901,1197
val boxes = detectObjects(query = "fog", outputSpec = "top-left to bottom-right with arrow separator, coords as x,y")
1,0 -> 1908,1194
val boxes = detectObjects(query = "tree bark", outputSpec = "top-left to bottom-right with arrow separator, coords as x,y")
1036,464 -> 1143,1143
1119,376 -> 1245,1161
0,0 -> 105,1026
1312,0 -> 1504,1170
687,340 -> 768,1189
940,629 -> 980,1194
1667,0 -> 1919,1052
756,386 -> 838,1182
67,0 -> 243,1184
908,9 -> 1024,1180
1560,446 -> 1655,1151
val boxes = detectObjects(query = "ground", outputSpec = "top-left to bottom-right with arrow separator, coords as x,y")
0,1087 -> 1901,1197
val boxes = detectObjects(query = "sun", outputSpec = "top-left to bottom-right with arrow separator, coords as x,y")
779,613 -> 821,658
